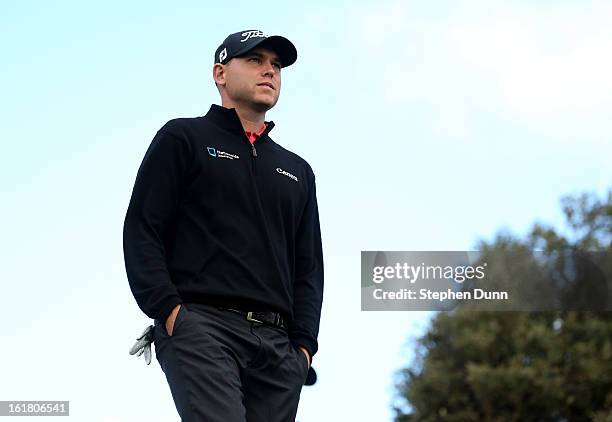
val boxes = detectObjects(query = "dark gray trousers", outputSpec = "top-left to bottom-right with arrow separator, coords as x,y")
153,302 -> 310,421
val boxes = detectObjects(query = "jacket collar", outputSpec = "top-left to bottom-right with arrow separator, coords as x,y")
204,104 -> 275,140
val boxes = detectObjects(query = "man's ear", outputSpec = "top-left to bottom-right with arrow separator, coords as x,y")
213,63 -> 226,87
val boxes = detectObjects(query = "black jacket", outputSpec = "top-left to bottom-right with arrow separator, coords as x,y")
123,104 -> 324,357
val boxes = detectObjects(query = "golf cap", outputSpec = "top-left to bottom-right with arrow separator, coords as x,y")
214,29 -> 297,68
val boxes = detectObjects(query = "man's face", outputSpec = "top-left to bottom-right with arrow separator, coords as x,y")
215,46 -> 282,112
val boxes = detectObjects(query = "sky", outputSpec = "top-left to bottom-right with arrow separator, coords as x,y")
1,0 -> 610,421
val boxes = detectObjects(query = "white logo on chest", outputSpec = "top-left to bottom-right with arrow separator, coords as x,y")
207,146 -> 240,160
276,167 -> 298,182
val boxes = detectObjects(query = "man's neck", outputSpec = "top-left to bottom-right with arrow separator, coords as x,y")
221,101 -> 266,133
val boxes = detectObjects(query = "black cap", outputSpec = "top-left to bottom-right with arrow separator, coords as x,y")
214,29 -> 297,68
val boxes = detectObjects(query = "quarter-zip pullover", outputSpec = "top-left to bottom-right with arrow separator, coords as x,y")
123,104 -> 324,358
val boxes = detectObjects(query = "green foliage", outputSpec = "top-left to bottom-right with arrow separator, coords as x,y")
394,189 -> 612,421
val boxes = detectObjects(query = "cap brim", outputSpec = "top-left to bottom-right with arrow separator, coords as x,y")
234,35 -> 298,68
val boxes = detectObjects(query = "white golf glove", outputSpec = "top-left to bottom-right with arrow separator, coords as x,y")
129,325 -> 154,365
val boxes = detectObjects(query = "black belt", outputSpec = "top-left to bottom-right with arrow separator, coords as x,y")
217,306 -> 288,330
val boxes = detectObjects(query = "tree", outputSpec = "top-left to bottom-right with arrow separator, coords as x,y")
393,189 -> 612,422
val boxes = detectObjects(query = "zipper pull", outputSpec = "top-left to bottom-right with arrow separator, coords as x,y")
251,143 -> 258,157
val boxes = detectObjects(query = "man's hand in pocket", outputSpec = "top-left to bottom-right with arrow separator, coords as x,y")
298,346 -> 311,369
165,304 -> 182,336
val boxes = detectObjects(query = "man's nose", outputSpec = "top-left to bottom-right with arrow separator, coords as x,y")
262,61 -> 277,77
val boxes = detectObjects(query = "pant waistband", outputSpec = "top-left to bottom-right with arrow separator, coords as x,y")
217,306 -> 288,331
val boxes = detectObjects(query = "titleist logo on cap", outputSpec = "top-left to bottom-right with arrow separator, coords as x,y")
240,30 -> 268,43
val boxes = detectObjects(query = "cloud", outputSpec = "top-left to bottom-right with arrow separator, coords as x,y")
445,6 -> 612,121
341,0 -> 612,140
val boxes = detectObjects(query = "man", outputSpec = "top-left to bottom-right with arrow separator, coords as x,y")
123,29 -> 324,421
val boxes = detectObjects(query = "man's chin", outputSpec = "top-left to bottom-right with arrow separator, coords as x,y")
251,99 -> 275,112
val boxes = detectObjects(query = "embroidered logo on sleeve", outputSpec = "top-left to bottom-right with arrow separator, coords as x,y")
207,146 -> 240,160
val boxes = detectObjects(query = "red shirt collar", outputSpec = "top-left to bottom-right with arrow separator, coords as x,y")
245,122 -> 267,144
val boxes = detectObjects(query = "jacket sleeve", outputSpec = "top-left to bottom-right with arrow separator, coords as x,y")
123,126 -> 190,323
290,175 -> 324,359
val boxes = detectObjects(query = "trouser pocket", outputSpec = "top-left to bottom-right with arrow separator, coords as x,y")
292,343 -> 310,382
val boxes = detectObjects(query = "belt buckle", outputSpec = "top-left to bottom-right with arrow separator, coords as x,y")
246,311 -> 264,324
